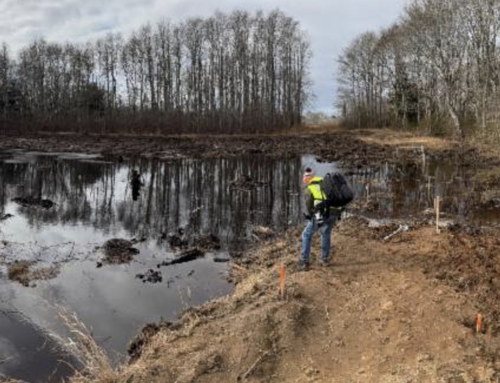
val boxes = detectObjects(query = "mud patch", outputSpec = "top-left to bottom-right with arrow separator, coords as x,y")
164,232 -> 220,252
420,229 -> 500,335
8,260 -> 60,287
12,197 -> 55,209
128,321 -> 174,362
101,239 -> 140,265
252,226 -> 276,241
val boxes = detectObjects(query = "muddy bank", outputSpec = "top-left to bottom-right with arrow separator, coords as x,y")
0,129 -> 494,171
78,217 -> 500,383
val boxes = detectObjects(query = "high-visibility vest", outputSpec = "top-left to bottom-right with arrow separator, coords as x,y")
307,177 -> 327,208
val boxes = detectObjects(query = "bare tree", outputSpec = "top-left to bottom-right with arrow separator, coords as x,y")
0,9 -> 311,135
337,0 -> 500,140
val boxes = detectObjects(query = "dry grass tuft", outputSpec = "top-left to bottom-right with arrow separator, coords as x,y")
53,307 -> 120,383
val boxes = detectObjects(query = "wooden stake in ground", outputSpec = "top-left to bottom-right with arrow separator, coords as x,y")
434,196 -> 441,234
279,263 -> 285,299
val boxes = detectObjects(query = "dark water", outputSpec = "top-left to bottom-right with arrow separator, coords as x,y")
0,150 -> 497,382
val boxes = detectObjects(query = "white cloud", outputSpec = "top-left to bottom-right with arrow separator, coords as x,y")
0,0 -> 409,113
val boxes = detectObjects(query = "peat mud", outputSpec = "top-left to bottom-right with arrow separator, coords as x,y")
0,129 -> 494,171
99,239 -> 140,265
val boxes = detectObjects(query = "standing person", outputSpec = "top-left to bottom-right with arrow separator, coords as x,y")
299,168 -> 342,271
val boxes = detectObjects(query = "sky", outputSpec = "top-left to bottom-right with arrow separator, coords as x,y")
0,0 -> 409,115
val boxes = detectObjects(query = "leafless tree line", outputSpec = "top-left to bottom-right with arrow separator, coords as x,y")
0,10 -> 311,134
337,0 -> 500,139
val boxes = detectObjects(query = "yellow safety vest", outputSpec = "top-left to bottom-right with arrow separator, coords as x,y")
307,177 -> 327,208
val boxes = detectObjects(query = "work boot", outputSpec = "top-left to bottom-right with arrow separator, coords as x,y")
319,258 -> 330,267
297,260 -> 310,271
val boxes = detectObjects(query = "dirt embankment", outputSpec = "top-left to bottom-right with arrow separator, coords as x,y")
70,217 -> 499,383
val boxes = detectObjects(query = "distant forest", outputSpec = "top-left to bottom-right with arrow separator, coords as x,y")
0,10 -> 311,134
337,0 -> 500,139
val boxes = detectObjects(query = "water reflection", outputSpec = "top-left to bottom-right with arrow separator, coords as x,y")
0,153 -> 304,247
130,169 -> 144,201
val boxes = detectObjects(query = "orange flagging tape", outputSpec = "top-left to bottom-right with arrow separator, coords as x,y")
476,314 -> 483,334
279,263 -> 285,299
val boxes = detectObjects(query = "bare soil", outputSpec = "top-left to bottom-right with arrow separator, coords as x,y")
106,217 -> 500,383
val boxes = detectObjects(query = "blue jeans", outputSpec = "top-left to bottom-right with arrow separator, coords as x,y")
301,215 -> 337,263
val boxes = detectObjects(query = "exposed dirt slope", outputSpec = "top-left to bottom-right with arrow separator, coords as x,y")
103,218 -> 500,383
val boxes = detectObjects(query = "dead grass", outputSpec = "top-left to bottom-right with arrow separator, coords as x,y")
53,307 -> 119,383
357,128 -> 455,150
7,261 -> 36,286
7,261 -> 60,287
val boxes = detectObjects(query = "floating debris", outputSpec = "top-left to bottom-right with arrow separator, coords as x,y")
213,257 -> 230,263
0,213 -> 13,221
192,234 -> 221,251
230,175 -> 269,190
8,260 -> 60,287
136,269 -> 163,283
12,197 -> 55,209
101,239 -> 140,264
157,248 -> 205,267
165,233 -> 189,249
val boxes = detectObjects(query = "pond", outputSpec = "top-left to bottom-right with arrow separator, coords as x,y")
0,149 -> 496,382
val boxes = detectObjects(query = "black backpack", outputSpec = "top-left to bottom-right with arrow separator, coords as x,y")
320,172 -> 354,208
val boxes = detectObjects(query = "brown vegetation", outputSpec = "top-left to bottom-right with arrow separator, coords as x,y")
7,260 -> 60,287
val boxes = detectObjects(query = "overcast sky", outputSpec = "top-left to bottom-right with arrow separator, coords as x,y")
0,0 -> 409,114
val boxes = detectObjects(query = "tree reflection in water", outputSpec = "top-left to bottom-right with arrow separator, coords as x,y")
0,153 -> 304,249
